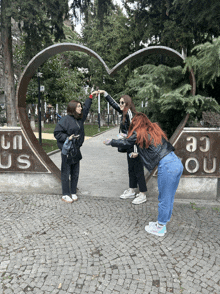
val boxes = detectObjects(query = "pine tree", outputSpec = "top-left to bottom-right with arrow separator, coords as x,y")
124,0 -> 220,54
123,63 -> 220,137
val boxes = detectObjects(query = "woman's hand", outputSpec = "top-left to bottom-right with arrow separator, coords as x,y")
91,90 -> 105,96
91,91 -> 99,96
129,152 -> 138,158
103,138 -> 112,145
69,134 -> 74,140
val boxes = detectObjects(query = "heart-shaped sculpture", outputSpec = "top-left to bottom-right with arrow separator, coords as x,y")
16,43 -> 196,182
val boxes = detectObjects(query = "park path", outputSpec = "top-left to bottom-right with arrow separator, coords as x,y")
49,127 -> 131,198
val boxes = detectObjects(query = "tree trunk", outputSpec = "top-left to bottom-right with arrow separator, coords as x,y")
1,0 -> 17,126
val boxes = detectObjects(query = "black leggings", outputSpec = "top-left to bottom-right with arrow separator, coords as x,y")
61,154 -> 80,195
127,153 -> 147,193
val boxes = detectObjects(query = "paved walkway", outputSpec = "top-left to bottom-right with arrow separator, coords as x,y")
49,127 -> 130,198
1,127 -> 220,294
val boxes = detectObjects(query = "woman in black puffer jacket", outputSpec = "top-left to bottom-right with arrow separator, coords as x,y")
99,90 -> 147,205
54,92 -> 97,203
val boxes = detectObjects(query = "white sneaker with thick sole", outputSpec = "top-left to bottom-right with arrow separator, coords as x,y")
71,194 -> 78,201
132,193 -> 147,204
148,221 -> 167,233
145,222 -> 166,236
62,195 -> 74,203
120,189 -> 136,199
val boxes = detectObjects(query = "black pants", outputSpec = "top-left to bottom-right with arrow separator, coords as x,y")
61,154 -> 80,195
127,153 -> 147,193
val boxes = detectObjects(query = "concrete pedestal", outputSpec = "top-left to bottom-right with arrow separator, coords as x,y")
0,173 -> 62,194
147,176 -> 218,200
0,126 -> 61,195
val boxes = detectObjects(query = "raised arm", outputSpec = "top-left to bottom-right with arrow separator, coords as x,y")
82,91 -> 97,123
98,90 -> 122,114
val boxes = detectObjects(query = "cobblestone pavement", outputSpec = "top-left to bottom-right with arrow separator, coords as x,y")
1,193 -> 220,294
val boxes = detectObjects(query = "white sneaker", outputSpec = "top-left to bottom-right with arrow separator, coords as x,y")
120,188 -> 136,199
71,194 -> 78,201
145,222 -> 166,236
132,193 -> 146,204
148,221 -> 167,233
62,195 -> 74,203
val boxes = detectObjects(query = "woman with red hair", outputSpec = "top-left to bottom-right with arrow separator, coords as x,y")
104,112 -> 183,236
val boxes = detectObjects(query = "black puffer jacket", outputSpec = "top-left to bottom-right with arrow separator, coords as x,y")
54,98 -> 92,161
105,93 -> 134,152
111,131 -> 175,173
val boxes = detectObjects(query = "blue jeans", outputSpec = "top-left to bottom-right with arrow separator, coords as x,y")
157,152 -> 183,225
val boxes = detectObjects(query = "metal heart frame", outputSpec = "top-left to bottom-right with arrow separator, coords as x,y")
16,43 -> 196,181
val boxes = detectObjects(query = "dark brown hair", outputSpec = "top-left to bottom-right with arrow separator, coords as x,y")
120,95 -> 137,123
67,100 -> 83,119
127,112 -> 168,148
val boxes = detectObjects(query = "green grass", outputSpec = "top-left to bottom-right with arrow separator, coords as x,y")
41,139 -> 58,153
35,123 -> 56,134
84,124 -> 115,137
38,123 -> 115,153
36,123 -> 115,136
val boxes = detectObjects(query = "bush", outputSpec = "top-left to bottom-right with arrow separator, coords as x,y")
0,117 -> 7,126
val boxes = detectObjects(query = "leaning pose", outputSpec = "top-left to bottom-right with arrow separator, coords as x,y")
104,112 -> 183,236
54,92 -> 97,203
98,90 -> 147,205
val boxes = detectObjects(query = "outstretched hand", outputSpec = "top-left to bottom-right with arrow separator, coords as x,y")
103,139 -> 112,145
91,91 -> 99,96
91,90 -> 105,96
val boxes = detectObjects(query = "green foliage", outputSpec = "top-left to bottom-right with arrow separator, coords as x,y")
190,202 -> 205,211
16,21 -> 90,108
11,0 -> 69,61
184,37 -> 220,88
80,2 -> 136,112
123,63 -> 220,137
124,0 -> 220,54
26,54 -> 87,107
160,91 -> 220,116
4,0 -> 220,130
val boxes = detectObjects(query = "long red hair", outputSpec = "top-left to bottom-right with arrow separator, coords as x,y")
127,113 -> 168,148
